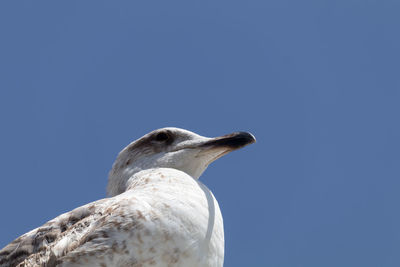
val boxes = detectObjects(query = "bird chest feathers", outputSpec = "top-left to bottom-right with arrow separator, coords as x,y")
121,168 -> 225,267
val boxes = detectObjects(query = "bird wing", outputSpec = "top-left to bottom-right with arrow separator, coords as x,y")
0,196 -> 137,267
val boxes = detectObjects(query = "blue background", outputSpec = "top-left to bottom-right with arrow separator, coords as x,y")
1,1 -> 399,266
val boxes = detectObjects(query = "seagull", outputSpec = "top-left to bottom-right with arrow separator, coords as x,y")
0,127 -> 255,267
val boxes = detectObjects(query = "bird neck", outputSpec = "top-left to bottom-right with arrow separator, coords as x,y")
107,164 -> 143,197
124,168 -> 198,193
107,164 -> 202,197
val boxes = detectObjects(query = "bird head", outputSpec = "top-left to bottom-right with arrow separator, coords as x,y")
107,127 -> 256,196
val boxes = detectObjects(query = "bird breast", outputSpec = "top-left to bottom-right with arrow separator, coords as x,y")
121,168 -> 225,267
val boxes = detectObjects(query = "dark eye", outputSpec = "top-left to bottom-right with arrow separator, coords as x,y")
154,132 -> 170,142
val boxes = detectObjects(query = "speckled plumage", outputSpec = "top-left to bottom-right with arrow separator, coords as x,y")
0,128 -> 255,267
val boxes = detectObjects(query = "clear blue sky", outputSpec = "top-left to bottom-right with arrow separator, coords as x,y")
0,1 -> 399,266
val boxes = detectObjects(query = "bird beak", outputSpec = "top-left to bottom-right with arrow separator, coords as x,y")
200,131 -> 256,150
193,131 -> 255,164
